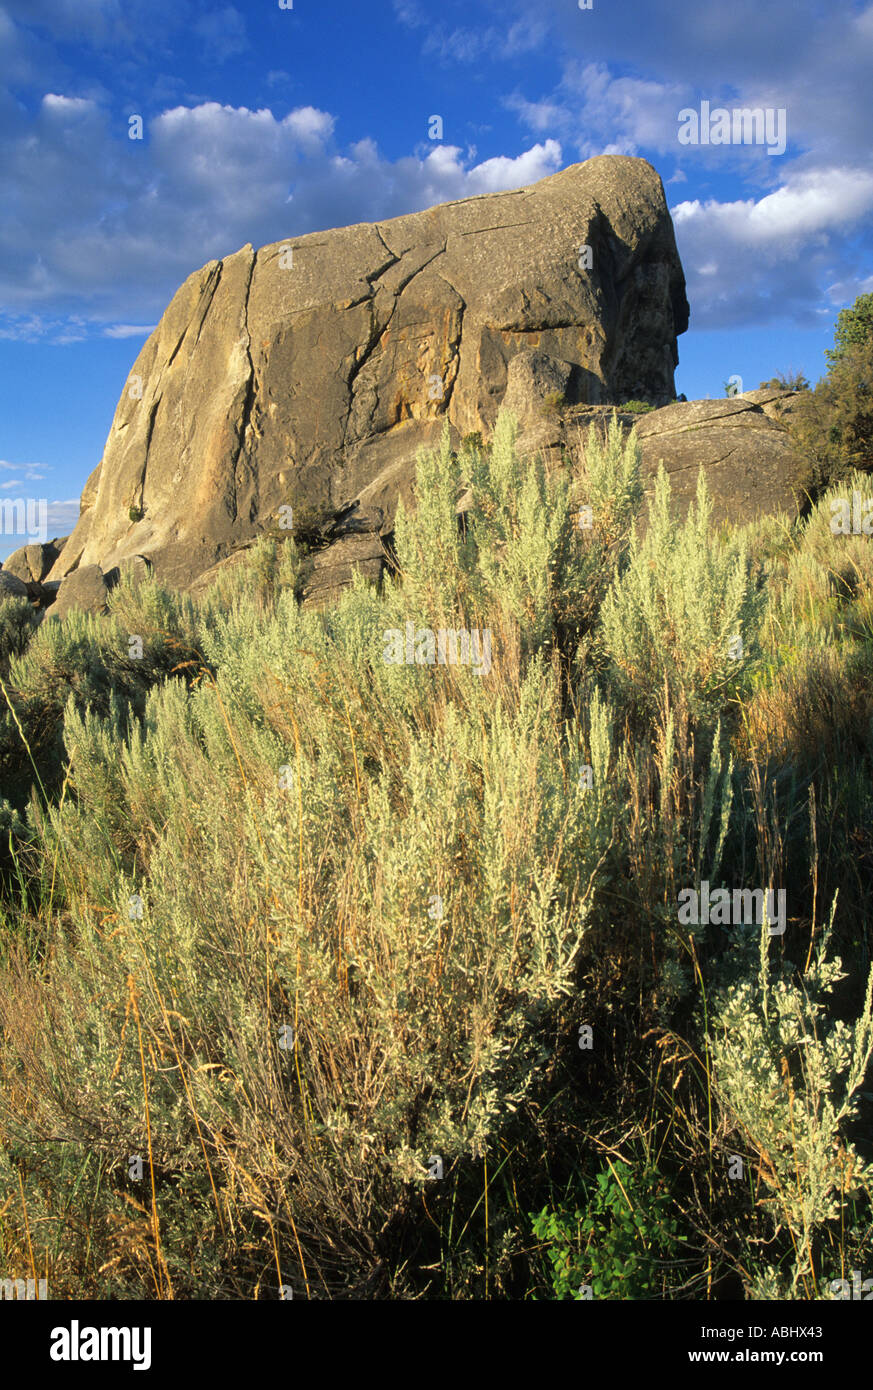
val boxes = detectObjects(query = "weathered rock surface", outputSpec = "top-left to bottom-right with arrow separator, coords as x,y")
44,564 -> 110,623
0,570 -> 29,600
299,503 -> 388,608
502,349 -> 582,427
301,532 -> 386,610
102,553 -> 153,590
47,154 -> 689,592
630,390 -> 807,523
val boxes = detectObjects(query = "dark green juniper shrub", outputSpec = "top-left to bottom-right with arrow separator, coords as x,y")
0,594 -> 40,675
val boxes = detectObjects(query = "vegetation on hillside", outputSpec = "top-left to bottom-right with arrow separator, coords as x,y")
0,398 -> 872,1300
763,292 -> 873,501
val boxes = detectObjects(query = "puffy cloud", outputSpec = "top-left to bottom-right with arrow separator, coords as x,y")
554,63 -> 691,159
284,106 -> 335,145
0,91 -> 564,332
672,168 -> 873,328
674,170 -> 873,248
41,93 -> 98,114
464,141 -> 562,192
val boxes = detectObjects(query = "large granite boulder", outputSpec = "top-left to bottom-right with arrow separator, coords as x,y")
47,154 -> 689,593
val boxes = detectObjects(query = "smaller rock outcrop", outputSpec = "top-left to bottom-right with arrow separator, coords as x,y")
45,564 -> 110,623
185,504 -> 388,609
43,552 -> 152,624
511,386 -> 807,526
0,570 -> 30,600
299,502 -> 388,609
3,536 -> 68,586
630,389 -> 808,522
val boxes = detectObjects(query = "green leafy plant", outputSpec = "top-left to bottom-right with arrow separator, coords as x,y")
531,1160 -> 686,1299
825,292 -> 873,370
759,370 -> 811,393
540,390 -> 566,416
0,594 -> 40,675
769,295 -> 873,499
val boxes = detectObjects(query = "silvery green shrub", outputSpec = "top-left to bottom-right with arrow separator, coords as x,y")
598,464 -> 764,727
705,898 -> 873,1295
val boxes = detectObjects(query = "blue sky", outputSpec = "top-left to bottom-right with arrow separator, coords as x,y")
1,0 -> 871,560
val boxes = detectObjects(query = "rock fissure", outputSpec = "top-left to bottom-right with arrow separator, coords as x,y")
342,300 -> 394,446
646,403 -> 766,434
374,224 -> 401,261
451,220 -> 535,240
362,253 -> 401,296
392,241 -> 447,295
341,240 -> 451,446
137,396 -> 161,513
161,261 -> 223,383
191,260 -> 224,353
230,248 -> 258,526
652,448 -> 738,476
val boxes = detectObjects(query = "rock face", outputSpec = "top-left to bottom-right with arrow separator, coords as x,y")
45,564 -> 110,623
47,155 -> 689,593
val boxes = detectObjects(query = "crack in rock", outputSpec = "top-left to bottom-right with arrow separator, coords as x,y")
342,240 -> 450,446
230,248 -> 258,525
